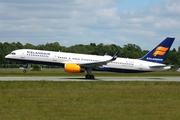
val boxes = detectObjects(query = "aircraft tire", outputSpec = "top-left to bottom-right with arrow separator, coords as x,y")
23,70 -> 26,73
90,75 -> 94,79
85,75 -> 90,79
85,75 -> 94,79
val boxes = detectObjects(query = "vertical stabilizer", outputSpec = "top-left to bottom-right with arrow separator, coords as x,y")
140,37 -> 175,63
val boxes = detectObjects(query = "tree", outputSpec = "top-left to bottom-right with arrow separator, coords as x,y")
121,44 -> 142,58
96,43 -> 105,55
10,42 -> 18,50
16,42 -> 23,49
45,42 -> 60,51
24,43 -> 35,49
0,42 -> 3,64
31,64 -> 42,71
165,49 -> 179,68
36,44 -> 45,50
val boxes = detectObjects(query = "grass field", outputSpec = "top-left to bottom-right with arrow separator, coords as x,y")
0,68 -> 180,77
0,81 -> 180,120
0,69 -> 180,119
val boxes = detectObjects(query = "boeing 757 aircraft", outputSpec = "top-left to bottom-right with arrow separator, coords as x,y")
5,37 -> 175,79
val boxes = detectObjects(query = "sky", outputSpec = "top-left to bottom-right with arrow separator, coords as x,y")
0,0 -> 180,50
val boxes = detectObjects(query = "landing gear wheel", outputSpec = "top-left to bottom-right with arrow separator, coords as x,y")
22,63 -> 29,73
23,70 -> 26,73
85,68 -> 94,79
85,75 -> 94,79
90,75 -> 94,79
85,75 -> 90,79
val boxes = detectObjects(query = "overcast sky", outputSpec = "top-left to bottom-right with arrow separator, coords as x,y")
0,0 -> 179,50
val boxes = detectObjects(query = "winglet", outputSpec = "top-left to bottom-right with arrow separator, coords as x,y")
111,50 -> 120,60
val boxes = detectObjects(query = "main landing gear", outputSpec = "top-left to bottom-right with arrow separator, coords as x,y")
85,68 -> 95,79
85,74 -> 94,79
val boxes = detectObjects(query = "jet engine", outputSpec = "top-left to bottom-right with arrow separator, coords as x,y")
65,63 -> 85,73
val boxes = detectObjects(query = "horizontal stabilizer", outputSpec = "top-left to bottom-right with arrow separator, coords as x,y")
104,52 -> 109,56
149,65 -> 173,68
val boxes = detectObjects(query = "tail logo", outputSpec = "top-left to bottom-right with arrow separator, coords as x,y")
153,46 -> 169,57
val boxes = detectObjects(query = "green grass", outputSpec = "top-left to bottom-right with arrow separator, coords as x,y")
0,81 -> 180,120
0,69 -> 180,119
0,68 -> 180,77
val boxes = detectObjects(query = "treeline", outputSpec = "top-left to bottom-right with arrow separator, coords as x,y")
0,42 -> 180,70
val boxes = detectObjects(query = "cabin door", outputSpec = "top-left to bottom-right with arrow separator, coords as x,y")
21,52 -> 25,58
139,63 -> 143,70
53,55 -> 57,61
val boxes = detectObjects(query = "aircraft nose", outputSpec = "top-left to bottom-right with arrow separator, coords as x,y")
5,55 -> 9,59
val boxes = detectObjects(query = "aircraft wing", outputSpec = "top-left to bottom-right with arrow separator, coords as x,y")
79,50 -> 120,69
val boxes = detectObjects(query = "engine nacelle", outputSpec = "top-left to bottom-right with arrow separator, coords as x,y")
64,63 -> 85,73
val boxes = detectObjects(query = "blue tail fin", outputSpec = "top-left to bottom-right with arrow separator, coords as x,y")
140,37 -> 175,63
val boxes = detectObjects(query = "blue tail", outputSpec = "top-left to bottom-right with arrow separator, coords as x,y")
140,37 -> 175,63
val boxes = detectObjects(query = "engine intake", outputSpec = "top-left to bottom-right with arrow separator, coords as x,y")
65,63 -> 85,73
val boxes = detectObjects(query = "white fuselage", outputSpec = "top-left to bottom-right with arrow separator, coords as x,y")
5,49 -> 170,73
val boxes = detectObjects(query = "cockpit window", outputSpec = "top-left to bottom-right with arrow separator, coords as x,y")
11,52 -> 16,55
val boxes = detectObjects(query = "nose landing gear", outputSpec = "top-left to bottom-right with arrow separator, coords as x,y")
19,64 -> 30,73
23,69 -> 27,73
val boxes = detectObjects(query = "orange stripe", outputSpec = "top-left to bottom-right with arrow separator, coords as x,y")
153,51 -> 166,57
155,46 -> 168,52
153,46 -> 169,57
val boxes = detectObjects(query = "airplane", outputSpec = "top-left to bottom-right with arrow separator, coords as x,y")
5,37 -> 175,79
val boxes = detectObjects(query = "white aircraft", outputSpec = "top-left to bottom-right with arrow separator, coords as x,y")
5,37 -> 175,79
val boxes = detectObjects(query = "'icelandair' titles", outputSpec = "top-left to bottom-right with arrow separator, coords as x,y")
146,57 -> 163,62
27,51 -> 50,56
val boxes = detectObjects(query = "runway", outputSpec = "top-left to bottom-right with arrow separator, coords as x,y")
0,77 -> 180,81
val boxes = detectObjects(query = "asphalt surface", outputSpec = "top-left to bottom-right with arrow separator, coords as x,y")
0,77 -> 180,81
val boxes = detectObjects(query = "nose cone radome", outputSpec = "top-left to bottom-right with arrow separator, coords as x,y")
5,55 -> 10,59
